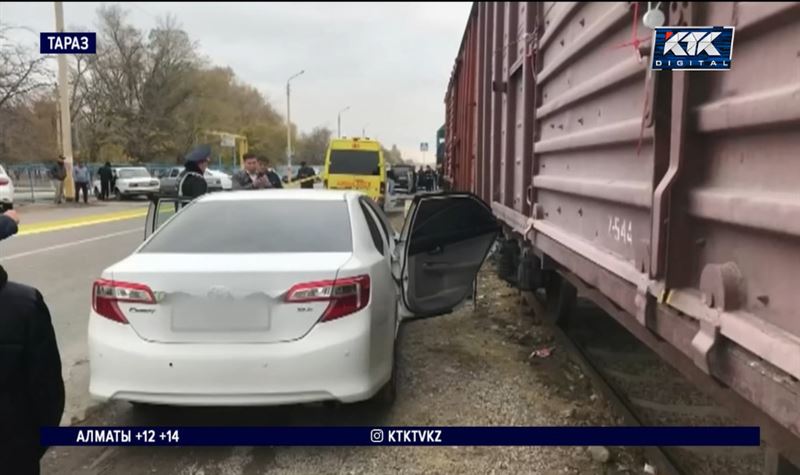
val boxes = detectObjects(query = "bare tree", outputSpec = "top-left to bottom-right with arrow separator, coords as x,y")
0,25 -> 54,111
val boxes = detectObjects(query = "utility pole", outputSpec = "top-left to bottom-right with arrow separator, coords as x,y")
362,123 -> 368,138
337,106 -> 350,138
286,70 -> 304,183
55,1 -> 74,201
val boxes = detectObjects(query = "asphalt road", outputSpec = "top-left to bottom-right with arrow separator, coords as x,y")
1,199 -> 626,475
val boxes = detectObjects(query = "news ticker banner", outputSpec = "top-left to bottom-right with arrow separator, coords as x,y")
42,427 -> 760,447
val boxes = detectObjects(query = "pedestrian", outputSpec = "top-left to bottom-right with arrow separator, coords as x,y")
263,158 -> 284,189
425,165 -> 435,192
387,167 -> 396,196
178,144 -> 211,201
294,161 -> 316,189
0,209 -> 66,475
50,156 -> 67,204
232,153 -> 271,190
73,160 -> 90,204
98,162 -> 113,201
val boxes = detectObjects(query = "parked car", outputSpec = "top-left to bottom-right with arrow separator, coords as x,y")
158,166 -> 223,195
93,167 -> 160,200
0,165 -> 14,211
206,169 -> 232,191
88,190 -> 499,408
390,165 -> 416,194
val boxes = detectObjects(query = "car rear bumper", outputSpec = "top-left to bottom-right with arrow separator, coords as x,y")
88,308 -> 391,406
120,185 -> 160,195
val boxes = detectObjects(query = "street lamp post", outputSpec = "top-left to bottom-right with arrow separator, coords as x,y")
337,106 -> 350,138
286,69 -> 305,183
362,123 -> 368,138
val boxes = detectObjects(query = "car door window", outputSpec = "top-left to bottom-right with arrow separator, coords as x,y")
360,201 -> 385,255
170,169 -> 180,178
362,196 -> 395,240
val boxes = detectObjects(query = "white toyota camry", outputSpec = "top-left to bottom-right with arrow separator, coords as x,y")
88,189 -> 498,407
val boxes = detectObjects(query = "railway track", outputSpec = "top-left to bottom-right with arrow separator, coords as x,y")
519,284 -> 766,475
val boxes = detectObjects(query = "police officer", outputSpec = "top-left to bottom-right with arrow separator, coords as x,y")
179,144 -> 211,200
0,209 -> 65,475
295,161 -> 317,189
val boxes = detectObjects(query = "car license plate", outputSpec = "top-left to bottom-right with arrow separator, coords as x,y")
171,299 -> 270,332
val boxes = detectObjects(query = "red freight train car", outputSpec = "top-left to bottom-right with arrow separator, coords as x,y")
444,1 -> 800,470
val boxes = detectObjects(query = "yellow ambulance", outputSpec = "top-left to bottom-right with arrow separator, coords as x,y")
322,137 -> 386,206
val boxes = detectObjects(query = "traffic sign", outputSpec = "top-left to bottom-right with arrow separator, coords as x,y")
220,135 -> 235,147
420,142 -> 429,152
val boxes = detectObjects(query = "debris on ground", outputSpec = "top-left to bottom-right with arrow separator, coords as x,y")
587,446 -> 611,463
529,346 -> 556,359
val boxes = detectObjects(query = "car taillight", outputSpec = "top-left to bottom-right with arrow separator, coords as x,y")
92,279 -> 155,324
285,275 -> 370,322
0,178 -> 8,186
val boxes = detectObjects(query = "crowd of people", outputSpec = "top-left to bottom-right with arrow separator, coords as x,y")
47,156 -> 116,205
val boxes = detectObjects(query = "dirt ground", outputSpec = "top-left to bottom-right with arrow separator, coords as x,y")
43,259 -> 650,475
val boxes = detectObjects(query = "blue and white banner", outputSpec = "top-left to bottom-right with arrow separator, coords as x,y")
650,26 -> 735,71
41,426 -> 760,447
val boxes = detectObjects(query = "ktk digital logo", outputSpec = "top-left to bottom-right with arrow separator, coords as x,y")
650,26 -> 734,71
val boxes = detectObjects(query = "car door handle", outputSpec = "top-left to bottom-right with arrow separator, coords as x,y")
428,245 -> 443,255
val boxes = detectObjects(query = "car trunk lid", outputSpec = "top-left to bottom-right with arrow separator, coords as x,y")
108,252 -> 352,343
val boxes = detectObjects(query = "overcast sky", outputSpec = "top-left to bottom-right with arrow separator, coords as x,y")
0,1 -> 471,163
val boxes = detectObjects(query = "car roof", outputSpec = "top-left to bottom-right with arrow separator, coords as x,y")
195,189 -> 363,203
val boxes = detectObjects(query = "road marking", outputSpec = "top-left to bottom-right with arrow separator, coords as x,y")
1,228 -> 140,261
17,208 -> 148,236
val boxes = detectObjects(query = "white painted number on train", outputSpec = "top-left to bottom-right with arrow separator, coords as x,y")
608,216 -> 633,245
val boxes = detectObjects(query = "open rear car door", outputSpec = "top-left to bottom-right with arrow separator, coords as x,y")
144,196 -> 194,241
397,192 -> 500,320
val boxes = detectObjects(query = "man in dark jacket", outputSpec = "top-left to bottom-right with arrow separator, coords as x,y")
179,144 -> 211,200
232,153 -> 271,190
261,158 -> 283,189
294,161 -> 316,189
98,162 -> 113,201
0,210 -> 65,475
50,156 -> 67,204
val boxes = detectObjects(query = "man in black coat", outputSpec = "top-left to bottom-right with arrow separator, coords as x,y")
98,162 -> 113,201
0,210 -> 65,475
261,158 -> 283,189
179,144 -> 211,200
294,161 -> 317,189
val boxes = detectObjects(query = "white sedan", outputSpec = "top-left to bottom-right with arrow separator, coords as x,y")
88,189 -> 498,407
0,165 -> 14,211
206,169 -> 233,191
